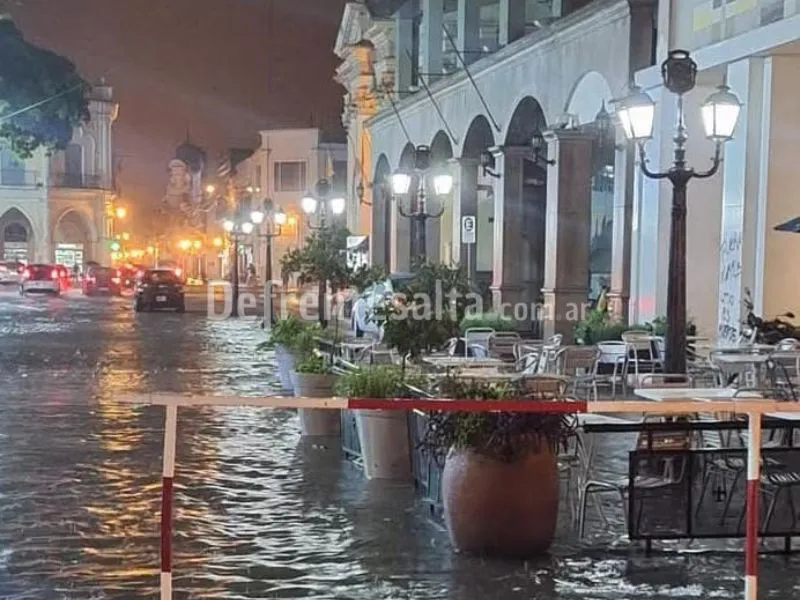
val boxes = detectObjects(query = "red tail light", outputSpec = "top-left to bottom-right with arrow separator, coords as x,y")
51,269 -> 59,280
175,268 -> 183,277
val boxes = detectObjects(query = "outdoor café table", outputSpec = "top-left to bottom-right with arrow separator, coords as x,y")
338,339 -> 375,361
633,387 -> 757,402
421,356 -> 506,370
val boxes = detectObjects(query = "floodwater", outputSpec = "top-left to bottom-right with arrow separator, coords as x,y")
0,290 -> 797,599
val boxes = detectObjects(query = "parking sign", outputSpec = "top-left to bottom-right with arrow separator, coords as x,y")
461,216 -> 476,245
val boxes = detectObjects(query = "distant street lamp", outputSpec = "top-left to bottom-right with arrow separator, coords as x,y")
115,206 -> 127,220
222,214 -> 255,317
301,178 -> 346,229
390,144 -> 452,263
250,199 -> 287,328
616,50 -> 741,374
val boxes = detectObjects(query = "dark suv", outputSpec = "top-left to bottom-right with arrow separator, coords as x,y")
134,269 -> 185,313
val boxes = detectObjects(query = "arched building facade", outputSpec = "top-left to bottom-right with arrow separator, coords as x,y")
0,80 -> 118,267
336,0 -> 657,338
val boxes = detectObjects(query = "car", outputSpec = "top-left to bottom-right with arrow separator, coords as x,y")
20,264 -> 62,295
82,266 -> 122,296
134,268 -> 185,312
0,261 -> 24,285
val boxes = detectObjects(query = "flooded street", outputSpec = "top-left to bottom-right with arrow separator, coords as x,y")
0,290 -> 798,599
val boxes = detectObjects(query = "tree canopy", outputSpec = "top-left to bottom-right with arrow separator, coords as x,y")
0,18 -> 90,157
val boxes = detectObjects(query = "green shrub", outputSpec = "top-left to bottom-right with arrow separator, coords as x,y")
460,312 -> 517,333
256,315 -> 322,354
294,351 -> 332,375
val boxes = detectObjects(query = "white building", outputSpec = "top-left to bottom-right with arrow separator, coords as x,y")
0,80 -> 119,268
630,1 -> 800,342
232,128 -> 347,282
336,0 -> 657,338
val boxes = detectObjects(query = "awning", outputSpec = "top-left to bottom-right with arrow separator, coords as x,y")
774,217 -> 800,233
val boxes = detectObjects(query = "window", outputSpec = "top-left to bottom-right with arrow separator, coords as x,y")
0,149 -> 25,185
65,144 -> 83,186
274,161 -> 306,192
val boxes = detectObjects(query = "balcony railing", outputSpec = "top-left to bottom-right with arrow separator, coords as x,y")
50,172 -> 105,189
0,169 -> 41,187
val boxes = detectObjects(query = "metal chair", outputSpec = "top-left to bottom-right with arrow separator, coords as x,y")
595,341 -> 628,398
554,346 -> 600,401
488,331 -> 521,361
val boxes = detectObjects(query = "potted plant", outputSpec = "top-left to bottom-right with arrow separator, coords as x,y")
421,377 -> 574,557
256,315 -> 312,392
335,366 -> 424,480
291,345 -> 341,437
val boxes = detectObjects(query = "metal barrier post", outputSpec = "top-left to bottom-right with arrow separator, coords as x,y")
161,404 -> 178,600
745,412 -> 761,600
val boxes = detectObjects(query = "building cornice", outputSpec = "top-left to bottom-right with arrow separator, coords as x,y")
334,2 -> 372,58
368,0 -> 629,129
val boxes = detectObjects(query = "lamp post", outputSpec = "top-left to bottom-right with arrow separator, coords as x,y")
300,179 -> 346,326
222,215 -> 254,317
250,199 -> 287,329
390,145 -> 453,264
616,50 -> 742,374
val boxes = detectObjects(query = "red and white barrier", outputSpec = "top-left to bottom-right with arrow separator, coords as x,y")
116,393 -> 800,600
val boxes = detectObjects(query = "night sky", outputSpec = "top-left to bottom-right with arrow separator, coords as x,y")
11,0 -> 348,232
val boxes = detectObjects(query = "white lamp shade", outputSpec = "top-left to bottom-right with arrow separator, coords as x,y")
241,221 -> 254,235
391,171 -> 412,195
250,209 -> 265,225
432,173 -> 453,196
701,85 -> 742,141
617,89 -> 656,141
273,208 -> 287,226
300,194 -> 318,215
222,220 -> 235,233
329,196 -> 346,215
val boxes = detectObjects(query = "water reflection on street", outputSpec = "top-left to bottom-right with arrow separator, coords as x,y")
0,291 -> 798,598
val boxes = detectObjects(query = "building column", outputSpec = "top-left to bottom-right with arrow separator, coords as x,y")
457,0 -> 480,66
420,0 -> 444,78
390,191 -> 410,273
490,146 -> 525,309
395,1 -> 415,92
717,58 -> 766,345
498,0 -> 526,46
542,129 -> 594,341
608,141 -> 633,321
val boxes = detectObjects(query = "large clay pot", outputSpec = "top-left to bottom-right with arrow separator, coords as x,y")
355,409 -> 411,480
274,344 -> 297,393
442,446 -> 559,557
291,371 -> 341,437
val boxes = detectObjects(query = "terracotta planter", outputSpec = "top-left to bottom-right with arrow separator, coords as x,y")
355,409 -> 411,480
291,371 -> 340,437
442,446 -> 559,557
274,344 -> 298,393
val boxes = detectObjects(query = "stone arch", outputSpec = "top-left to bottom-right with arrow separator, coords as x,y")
504,96 -> 547,146
461,115 -> 495,159
0,207 -> 35,262
429,130 -> 453,165
397,142 -> 416,169
372,153 -> 392,269
565,71 -> 614,127
53,209 -> 95,266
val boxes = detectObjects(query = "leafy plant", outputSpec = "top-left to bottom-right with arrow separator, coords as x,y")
379,262 -> 471,366
0,19 -> 90,158
294,350 -> 333,375
460,311 -> 516,333
574,309 -> 698,344
256,315 -> 321,355
420,377 -> 574,464
334,365 -> 405,398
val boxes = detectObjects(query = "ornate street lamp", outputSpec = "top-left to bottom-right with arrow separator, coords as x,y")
390,144 -> 453,263
616,50 -> 742,373
301,178 -> 346,229
222,214 -> 255,317
250,199 -> 287,328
